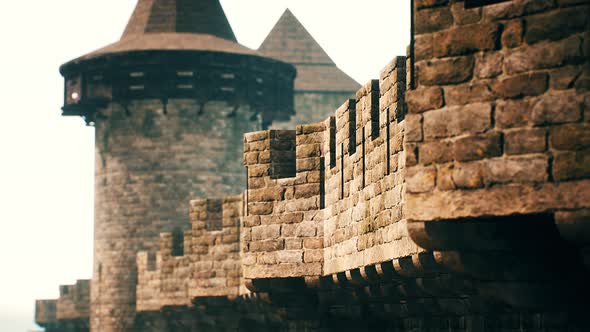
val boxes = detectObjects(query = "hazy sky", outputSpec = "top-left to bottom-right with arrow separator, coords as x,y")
0,0 -> 409,330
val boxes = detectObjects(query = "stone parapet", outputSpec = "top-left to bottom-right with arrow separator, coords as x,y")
137,195 -> 244,312
35,280 -> 90,332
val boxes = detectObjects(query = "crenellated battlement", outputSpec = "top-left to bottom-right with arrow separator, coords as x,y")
239,56 -> 424,280
35,280 -> 90,330
137,195 -> 244,312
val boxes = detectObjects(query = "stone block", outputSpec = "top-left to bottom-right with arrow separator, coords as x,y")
251,225 -> 281,241
453,161 -> 485,189
304,250 -> 324,263
419,141 -> 453,165
505,128 -> 547,155
450,2 -> 481,25
248,202 -> 274,215
415,6 -> 453,34
415,34 -> 433,62
406,166 -> 436,193
532,91 -> 583,125
296,222 -> 318,237
524,7 -> 588,45
475,51 -> 503,78
405,114 -> 423,142
423,103 -> 492,139
433,23 -> 501,57
444,82 -> 495,106
493,72 -> 548,99
277,250 -> 303,264
294,184 -> 320,199
495,99 -> 533,129
454,132 -> 503,162
303,237 -> 324,249
505,36 -> 583,74
552,151 -> 590,181
417,56 -> 474,86
249,240 -> 284,252
484,155 -> 549,184
437,163 -> 456,191
550,123 -> 590,150
406,87 -> 444,114
550,66 -> 582,90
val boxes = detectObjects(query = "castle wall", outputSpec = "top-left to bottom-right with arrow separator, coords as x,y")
35,281 -> 90,332
92,99 -> 260,331
404,0 -> 590,223
136,195 -> 244,312
323,58 -> 421,275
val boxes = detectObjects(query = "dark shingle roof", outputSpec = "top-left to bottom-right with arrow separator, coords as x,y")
259,9 -> 360,92
64,0 -> 253,67
122,0 -> 237,42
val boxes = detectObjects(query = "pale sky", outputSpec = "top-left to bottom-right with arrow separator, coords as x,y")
0,1 -> 409,330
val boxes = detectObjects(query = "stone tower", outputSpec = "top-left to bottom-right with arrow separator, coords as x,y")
58,0 -> 295,330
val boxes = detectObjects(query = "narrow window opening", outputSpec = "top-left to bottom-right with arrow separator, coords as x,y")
348,100 -> 357,155
386,107 -> 391,175
362,127 -> 366,188
340,144 -> 345,200
320,157 -> 325,209
329,117 -> 336,169
171,228 -> 184,257
129,72 -> 145,78
371,80 -> 380,140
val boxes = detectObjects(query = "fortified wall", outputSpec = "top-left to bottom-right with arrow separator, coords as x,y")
36,0 -> 589,331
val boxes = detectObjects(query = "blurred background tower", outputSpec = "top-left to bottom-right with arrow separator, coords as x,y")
58,0 -> 295,330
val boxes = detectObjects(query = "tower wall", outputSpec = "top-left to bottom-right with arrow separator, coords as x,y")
91,99 -> 261,331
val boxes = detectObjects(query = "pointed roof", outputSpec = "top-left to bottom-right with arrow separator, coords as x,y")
122,0 -> 237,42
62,0 -> 257,68
259,9 -> 359,92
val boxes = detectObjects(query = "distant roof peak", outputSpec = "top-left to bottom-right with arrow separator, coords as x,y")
122,0 -> 237,42
258,8 -> 334,65
259,8 -> 359,92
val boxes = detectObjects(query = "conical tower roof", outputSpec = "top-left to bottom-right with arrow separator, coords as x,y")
259,9 -> 359,92
121,0 -> 237,41
62,0 -> 257,70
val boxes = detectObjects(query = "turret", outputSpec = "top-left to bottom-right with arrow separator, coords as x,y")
58,1 -> 295,331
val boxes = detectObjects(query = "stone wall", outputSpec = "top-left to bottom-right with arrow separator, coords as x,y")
91,99 -> 261,331
241,124 -> 325,279
35,280 -> 90,332
323,57 -> 422,275
405,0 -> 589,222
137,195 -> 244,312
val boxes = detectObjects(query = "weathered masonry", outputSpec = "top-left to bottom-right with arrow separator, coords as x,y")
36,0 -> 589,331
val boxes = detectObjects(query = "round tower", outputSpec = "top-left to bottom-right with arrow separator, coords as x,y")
59,1 -> 295,331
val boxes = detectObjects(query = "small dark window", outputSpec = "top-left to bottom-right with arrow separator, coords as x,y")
171,228 -> 184,257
